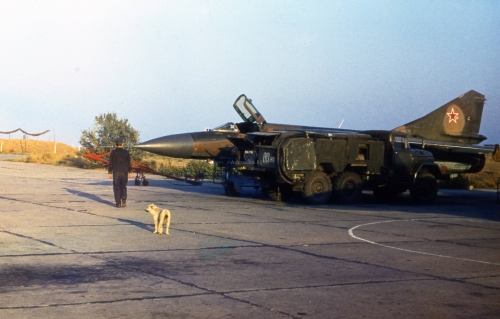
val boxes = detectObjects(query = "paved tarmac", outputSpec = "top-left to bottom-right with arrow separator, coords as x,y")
0,160 -> 499,319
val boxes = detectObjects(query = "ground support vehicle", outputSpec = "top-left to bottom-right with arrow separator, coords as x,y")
225,130 -> 443,205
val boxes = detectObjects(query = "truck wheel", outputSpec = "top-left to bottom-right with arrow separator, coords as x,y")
261,178 -> 280,201
302,171 -> 332,205
224,182 -> 241,197
262,187 -> 279,201
333,172 -> 362,204
263,183 -> 293,202
410,173 -> 438,204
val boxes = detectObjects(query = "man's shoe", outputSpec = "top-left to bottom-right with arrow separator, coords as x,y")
121,199 -> 126,207
116,204 -> 121,208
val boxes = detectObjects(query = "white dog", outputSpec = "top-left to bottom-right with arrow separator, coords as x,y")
145,204 -> 171,235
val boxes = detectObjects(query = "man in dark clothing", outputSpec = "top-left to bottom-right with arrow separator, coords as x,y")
108,137 -> 132,207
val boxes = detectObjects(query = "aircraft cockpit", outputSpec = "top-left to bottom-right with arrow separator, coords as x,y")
233,94 -> 266,124
212,122 -> 240,133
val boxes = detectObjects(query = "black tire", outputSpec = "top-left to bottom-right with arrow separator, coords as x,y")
134,178 -> 141,186
142,179 -> 149,186
224,182 -> 241,197
333,172 -> 362,204
262,186 -> 280,201
410,173 -> 438,204
262,183 -> 293,202
302,171 -> 332,205
261,177 -> 280,201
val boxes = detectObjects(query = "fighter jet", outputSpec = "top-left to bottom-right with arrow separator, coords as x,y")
135,94 -> 358,161
135,91 -> 499,180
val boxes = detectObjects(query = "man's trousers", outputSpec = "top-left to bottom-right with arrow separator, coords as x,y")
113,172 -> 129,206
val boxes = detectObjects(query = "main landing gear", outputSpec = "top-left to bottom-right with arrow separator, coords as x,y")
134,172 -> 149,186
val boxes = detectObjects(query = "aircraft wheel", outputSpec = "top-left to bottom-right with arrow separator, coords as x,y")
410,173 -> 438,204
143,179 -> 149,186
302,171 -> 332,205
134,177 -> 141,186
333,172 -> 362,204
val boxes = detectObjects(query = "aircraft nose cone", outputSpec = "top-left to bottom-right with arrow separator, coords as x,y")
135,133 -> 194,158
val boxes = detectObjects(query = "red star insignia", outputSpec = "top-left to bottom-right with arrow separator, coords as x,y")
447,108 -> 459,123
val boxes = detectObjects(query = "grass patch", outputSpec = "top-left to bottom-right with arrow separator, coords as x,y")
439,156 -> 500,190
3,139 -> 81,166
140,154 -> 214,179
0,139 -> 77,154
466,156 -> 500,190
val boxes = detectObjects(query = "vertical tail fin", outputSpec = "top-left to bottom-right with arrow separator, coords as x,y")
394,90 -> 487,144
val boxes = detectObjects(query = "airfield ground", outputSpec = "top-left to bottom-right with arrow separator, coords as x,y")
0,159 -> 499,318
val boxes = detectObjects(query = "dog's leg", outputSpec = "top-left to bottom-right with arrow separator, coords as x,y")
154,215 -> 160,234
158,211 -> 165,234
165,213 -> 171,235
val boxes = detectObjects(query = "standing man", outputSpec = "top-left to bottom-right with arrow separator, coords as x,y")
108,137 -> 132,207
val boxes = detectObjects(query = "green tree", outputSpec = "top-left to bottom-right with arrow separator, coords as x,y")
80,113 -> 142,167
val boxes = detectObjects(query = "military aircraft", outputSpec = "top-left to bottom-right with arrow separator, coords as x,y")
134,94 -> 358,160
135,91 -> 499,194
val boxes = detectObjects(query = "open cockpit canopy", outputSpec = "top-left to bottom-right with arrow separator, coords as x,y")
233,94 -> 266,124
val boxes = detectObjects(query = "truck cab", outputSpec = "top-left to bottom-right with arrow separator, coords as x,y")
365,130 -> 441,203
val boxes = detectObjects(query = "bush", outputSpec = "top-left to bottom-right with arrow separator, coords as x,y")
25,153 -> 53,164
468,176 -> 497,189
42,153 -> 54,161
58,155 -> 88,168
439,175 -> 472,190
160,160 -> 214,179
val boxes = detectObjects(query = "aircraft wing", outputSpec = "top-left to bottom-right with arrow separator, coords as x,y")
250,131 -> 370,138
228,130 -> 372,147
409,138 -> 497,154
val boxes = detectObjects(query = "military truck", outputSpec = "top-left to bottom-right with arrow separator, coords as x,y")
223,130 -> 443,205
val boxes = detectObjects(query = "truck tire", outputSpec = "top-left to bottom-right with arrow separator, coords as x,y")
261,177 -> 279,201
333,172 -> 362,204
302,171 -> 332,205
262,186 -> 279,201
224,182 -> 241,197
262,183 -> 292,202
410,173 -> 438,204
